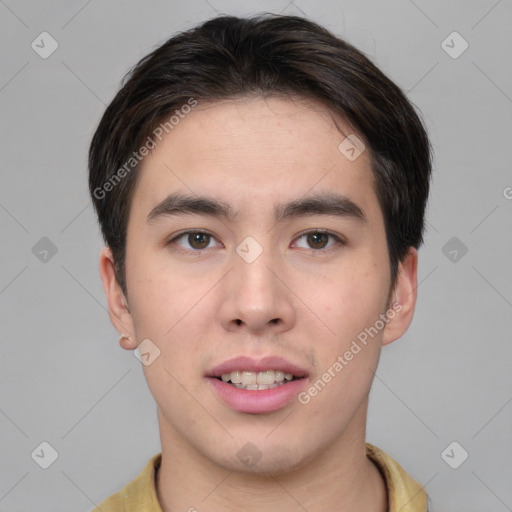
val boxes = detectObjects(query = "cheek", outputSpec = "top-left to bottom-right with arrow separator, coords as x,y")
300,284 -> 386,418
127,243 -> 186,327
297,258 -> 388,406
297,260 -> 389,341
127,254 -> 217,366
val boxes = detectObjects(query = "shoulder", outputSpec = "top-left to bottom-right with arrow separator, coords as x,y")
366,443 -> 428,512
91,492 -> 122,512
90,453 -> 162,512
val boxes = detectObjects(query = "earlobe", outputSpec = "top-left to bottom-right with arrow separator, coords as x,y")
98,246 -> 136,349
119,333 -> 136,350
382,247 -> 418,346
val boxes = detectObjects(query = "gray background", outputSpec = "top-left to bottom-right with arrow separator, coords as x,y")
1,0 -> 511,510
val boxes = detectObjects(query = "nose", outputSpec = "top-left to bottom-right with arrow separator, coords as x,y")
218,241 -> 296,335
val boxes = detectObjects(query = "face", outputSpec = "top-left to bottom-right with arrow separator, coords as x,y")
100,96 -> 417,474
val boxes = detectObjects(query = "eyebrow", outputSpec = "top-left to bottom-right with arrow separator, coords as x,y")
146,191 -> 367,225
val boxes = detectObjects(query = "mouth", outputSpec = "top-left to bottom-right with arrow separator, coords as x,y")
206,356 -> 309,414
214,370 -> 304,391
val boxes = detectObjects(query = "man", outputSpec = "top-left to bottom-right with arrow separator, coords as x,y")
89,13 -> 432,512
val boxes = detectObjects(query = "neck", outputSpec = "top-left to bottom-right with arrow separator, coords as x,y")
156,405 -> 387,512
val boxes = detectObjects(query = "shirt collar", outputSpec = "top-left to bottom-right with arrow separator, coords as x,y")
114,443 -> 427,512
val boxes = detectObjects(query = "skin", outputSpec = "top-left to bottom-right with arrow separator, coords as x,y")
99,95 -> 418,512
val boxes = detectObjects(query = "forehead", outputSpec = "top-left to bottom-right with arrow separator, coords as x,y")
131,96 -> 379,223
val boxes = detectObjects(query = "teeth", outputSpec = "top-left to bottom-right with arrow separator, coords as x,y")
241,372 -> 257,386
219,369 -> 299,389
232,382 -> 286,390
257,370 -> 275,385
275,371 -> 285,382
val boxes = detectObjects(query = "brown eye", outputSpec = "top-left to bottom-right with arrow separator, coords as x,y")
169,231 -> 219,251
306,232 -> 329,249
187,232 -> 211,249
293,230 -> 345,251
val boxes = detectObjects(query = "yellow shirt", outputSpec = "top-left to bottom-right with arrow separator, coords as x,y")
92,443 -> 427,511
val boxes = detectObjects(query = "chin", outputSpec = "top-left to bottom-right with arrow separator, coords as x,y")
212,441 -> 317,476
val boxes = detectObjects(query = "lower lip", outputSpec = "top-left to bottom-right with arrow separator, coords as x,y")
207,377 -> 309,414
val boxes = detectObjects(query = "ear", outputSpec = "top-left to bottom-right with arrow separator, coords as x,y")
98,246 -> 137,350
382,247 -> 418,346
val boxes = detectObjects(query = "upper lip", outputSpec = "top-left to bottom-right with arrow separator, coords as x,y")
208,356 -> 308,378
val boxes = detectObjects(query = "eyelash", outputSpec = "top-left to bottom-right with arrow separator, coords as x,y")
166,229 -> 346,255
